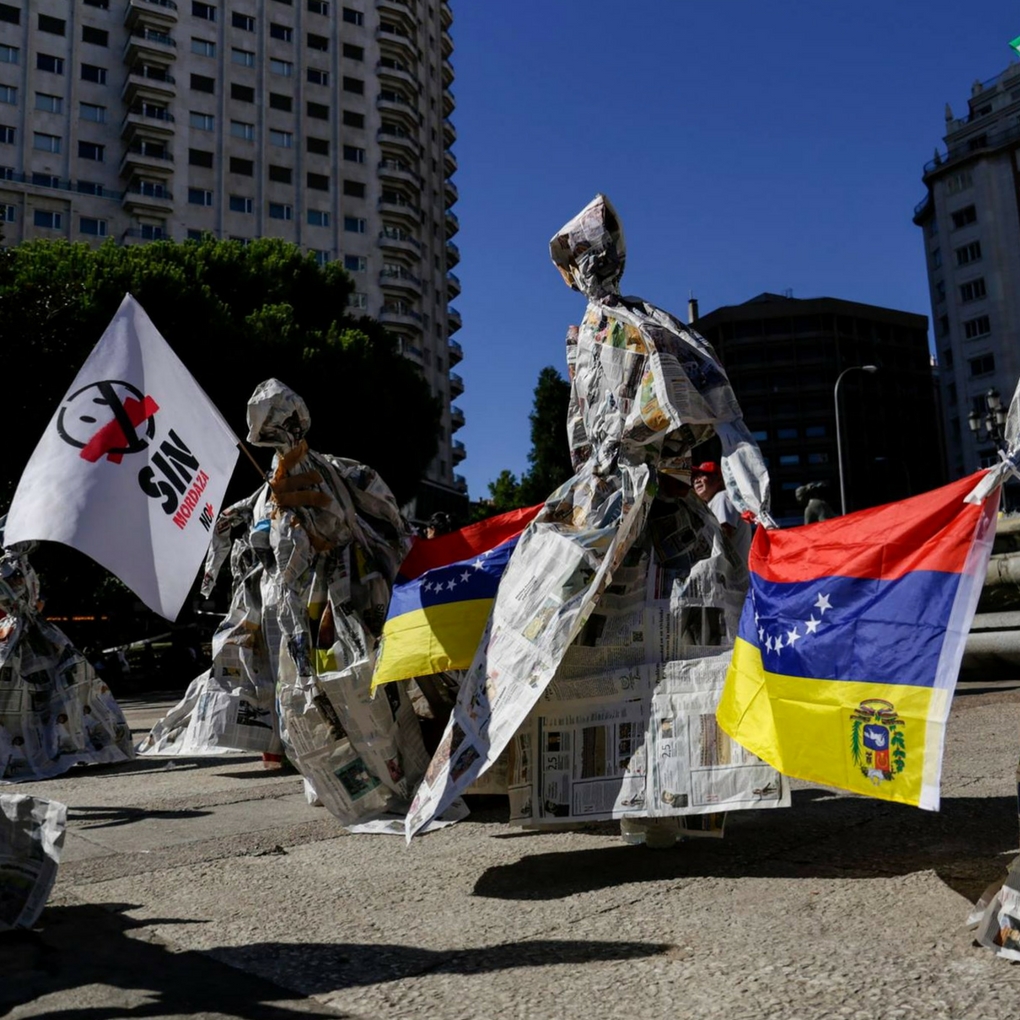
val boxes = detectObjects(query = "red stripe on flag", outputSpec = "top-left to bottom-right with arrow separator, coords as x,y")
751,471 -> 988,584
399,503 -> 543,580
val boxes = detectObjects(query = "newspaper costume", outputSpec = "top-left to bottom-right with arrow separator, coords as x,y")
0,793 -> 66,929
137,493 -> 281,757
408,194 -> 783,838
245,380 -> 428,825
0,540 -> 134,782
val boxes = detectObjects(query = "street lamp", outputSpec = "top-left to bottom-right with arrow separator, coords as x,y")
834,364 -> 879,515
968,387 -> 1007,451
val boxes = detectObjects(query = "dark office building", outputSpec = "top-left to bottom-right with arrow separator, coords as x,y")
694,293 -> 945,524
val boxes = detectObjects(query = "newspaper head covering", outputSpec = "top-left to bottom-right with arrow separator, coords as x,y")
549,194 -> 626,299
246,378 -> 311,451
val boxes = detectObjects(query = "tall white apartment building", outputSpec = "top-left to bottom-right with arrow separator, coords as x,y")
914,60 -> 1020,479
0,0 -> 465,516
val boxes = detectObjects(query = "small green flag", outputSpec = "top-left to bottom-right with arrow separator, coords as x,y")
1011,34 -> 1020,56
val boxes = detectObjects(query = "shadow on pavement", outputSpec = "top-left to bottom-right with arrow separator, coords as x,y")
74,756 -> 259,779
67,805 -> 214,829
472,791 -> 1018,904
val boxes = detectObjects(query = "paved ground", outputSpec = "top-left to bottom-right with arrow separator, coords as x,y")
5,687 -> 1020,1020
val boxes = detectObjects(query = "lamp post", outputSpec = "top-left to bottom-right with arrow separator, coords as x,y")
968,387 -> 1007,452
834,364 -> 879,515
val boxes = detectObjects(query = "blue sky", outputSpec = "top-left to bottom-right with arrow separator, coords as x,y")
448,0 -> 1020,500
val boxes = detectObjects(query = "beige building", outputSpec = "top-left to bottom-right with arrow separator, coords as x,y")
914,61 -> 1020,480
0,0 -> 465,516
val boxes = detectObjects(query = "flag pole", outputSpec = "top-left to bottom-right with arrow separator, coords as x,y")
237,442 -> 266,482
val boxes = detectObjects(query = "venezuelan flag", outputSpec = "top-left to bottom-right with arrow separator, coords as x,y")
371,505 -> 542,690
716,471 -> 998,810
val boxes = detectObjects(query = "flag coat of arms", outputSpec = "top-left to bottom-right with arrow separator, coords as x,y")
371,505 -> 542,690
4,294 -> 239,620
715,472 -> 998,811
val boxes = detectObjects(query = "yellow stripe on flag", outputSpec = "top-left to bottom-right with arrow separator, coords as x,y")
716,637 -> 947,809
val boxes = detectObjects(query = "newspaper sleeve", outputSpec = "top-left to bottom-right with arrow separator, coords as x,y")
0,794 -> 67,930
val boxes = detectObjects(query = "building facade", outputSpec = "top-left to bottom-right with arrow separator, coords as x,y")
913,61 -> 1020,480
0,0 -> 465,516
694,293 -> 944,524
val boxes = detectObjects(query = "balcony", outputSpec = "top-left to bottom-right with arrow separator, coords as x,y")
440,0 -> 452,30
376,0 -> 417,34
121,104 -> 175,138
122,179 -> 173,212
376,60 -> 420,91
123,64 -> 176,100
450,404 -> 465,431
125,0 -> 178,26
380,304 -> 423,330
119,143 -> 174,178
122,226 -> 171,244
442,57 -> 454,87
377,92 -> 419,130
123,27 -> 176,64
378,159 -> 421,189
442,118 -> 456,147
444,148 -> 457,175
444,179 -> 458,208
379,196 -> 419,230
445,240 -> 460,267
451,439 -> 466,464
442,87 -> 455,119
446,271 -> 461,299
379,228 -> 421,259
447,306 -> 462,334
449,371 -> 464,396
447,337 -> 463,364
376,25 -> 416,59
445,209 -> 459,239
454,473 -> 467,494
379,267 -> 421,295
377,126 -> 419,159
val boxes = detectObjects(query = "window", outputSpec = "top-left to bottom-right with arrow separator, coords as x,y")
193,1 -> 216,19
81,63 -> 107,84
77,179 -> 104,195
229,195 -> 254,213
344,216 -> 366,233
310,0 -> 330,12
779,454 -> 800,466
139,224 -> 167,240
230,156 -> 253,175
935,279 -> 945,301
341,6 -> 361,23
269,202 -> 293,220
343,145 -> 365,163
270,23 -> 292,41
926,217 -> 938,237
960,278 -> 986,302
0,4 -> 19,25
307,136 -> 329,155
38,13 -> 66,35
271,58 -> 293,76
33,210 -> 62,229
84,0 -> 110,7
955,241 -> 982,266
964,315 -> 991,339
0,204 -> 13,221
946,169 -> 973,194
969,353 -> 995,377
231,47 -> 255,67
938,314 -> 949,337
311,249 -> 330,266
79,217 -> 107,236
268,164 -> 292,183
943,347 -> 953,368
189,110 -> 214,131
35,93 -> 62,113
82,26 -> 108,46
231,83 -> 254,102
344,254 -> 365,271
308,33 -> 328,51
230,119 -> 254,140
307,101 -> 328,119
80,102 -> 106,123
78,141 -> 104,161
0,86 -> 15,104
0,44 -> 17,64
191,74 -> 215,94
931,247 -> 941,269
37,54 -> 64,74
270,93 -> 292,111
342,76 -> 364,94
308,172 -> 329,191
33,132 -> 61,153
188,188 -> 213,206
307,68 -> 328,86
232,12 -> 255,30
776,427 -> 798,440
343,43 -> 364,61
270,129 -> 293,148
32,172 -> 58,187
807,452 -> 829,465
947,382 -> 957,405
343,179 -> 365,197
191,37 -> 216,56
309,210 -> 331,226
343,110 -> 364,128
951,205 -> 977,230
0,126 -> 12,144
189,148 -> 214,167
348,292 -> 367,309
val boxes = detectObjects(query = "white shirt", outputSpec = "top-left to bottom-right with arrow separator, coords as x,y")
708,490 -> 752,561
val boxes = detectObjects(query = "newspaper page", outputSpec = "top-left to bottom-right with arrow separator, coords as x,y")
0,794 -> 66,930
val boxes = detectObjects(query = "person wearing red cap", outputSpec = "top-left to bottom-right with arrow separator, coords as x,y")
691,462 -> 752,561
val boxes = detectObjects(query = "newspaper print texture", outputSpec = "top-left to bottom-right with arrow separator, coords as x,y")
0,545 -> 134,782
407,195 -> 775,837
245,379 -> 427,825
0,793 -> 66,930
138,492 -> 280,756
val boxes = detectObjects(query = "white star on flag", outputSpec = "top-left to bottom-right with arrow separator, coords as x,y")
446,579 -> 457,591
814,593 -> 832,615
460,571 -> 471,583
786,627 -> 801,647
805,615 -> 820,634
473,559 -> 484,570
774,635 -> 784,651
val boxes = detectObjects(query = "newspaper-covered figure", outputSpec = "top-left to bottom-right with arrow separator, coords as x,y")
407,194 -> 782,841
245,379 -> 429,825
0,793 -> 66,929
137,492 -> 282,757
0,537 -> 134,782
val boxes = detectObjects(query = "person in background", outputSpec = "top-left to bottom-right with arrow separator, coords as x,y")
692,461 -> 752,561
424,512 -> 452,540
796,482 -> 838,525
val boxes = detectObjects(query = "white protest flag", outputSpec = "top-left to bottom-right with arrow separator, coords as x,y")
5,294 -> 240,620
